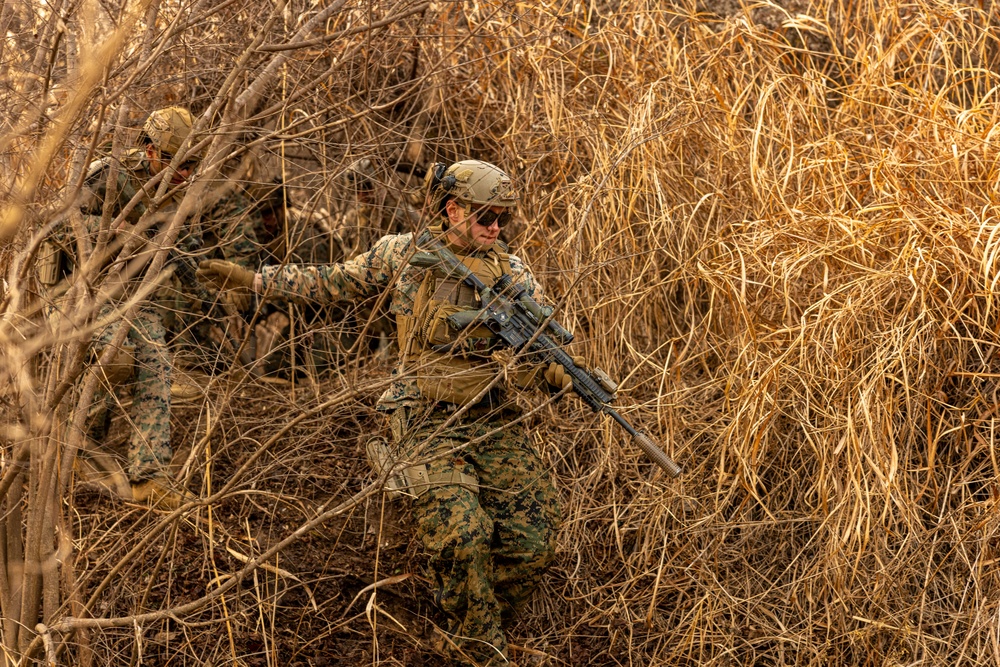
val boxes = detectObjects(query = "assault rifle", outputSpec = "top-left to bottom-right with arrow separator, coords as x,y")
409,232 -> 682,478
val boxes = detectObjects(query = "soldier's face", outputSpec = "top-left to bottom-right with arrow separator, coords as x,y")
146,145 -> 196,185
446,200 -> 505,250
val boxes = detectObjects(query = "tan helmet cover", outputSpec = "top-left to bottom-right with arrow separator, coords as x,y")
143,107 -> 194,155
344,157 -> 376,190
442,160 -> 517,209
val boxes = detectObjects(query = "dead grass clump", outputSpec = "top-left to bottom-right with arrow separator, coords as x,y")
7,0 -> 1000,665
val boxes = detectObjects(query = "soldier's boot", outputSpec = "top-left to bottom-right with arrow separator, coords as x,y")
75,439 -> 190,510
130,477 -> 191,509
427,624 -> 513,667
170,381 -> 203,402
75,440 -> 133,500
169,364 -> 210,402
427,626 -> 467,665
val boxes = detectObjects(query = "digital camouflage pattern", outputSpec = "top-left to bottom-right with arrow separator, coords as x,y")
206,189 -> 270,269
82,152 -> 262,478
90,308 -> 173,481
81,155 -> 260,268
81,151 -> 156,224
258,231 -> 540,410
82,154 -> 179,480
258,230 -> 557,665
159,188 -> 266,362
399,406 -> 560,666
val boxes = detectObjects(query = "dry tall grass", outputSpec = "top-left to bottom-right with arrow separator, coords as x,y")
4,0 -> 1000,664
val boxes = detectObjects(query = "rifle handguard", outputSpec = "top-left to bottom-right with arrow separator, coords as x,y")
493,274 -> 574,345
632,431 -> 682,478
409,251 -> 439,268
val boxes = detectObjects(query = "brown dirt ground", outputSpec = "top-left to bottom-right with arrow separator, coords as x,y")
69,355 -> 603,666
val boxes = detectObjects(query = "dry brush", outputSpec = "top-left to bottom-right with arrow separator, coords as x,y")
2,0 -> 1000,665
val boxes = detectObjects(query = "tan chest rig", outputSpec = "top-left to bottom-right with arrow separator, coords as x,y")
397,228 -> 512,405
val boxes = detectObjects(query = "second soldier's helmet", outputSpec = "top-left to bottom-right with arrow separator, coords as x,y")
430,160 -> 517,217
142,106 -> 194,156
344,158 -> 376,192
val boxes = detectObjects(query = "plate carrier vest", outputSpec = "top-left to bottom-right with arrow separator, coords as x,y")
396,225 -> 512,405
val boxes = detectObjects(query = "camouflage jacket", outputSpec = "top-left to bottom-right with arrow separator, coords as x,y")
81,151 -> 153,223
82,156 -> 264,306
198,188 -> 269,269
259,232 -> 541,410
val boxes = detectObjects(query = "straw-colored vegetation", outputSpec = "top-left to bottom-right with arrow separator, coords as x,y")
2,0 -> 1000,664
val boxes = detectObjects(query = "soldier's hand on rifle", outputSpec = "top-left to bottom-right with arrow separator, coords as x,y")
544,356 -> 586,392
196,259 -> 256,311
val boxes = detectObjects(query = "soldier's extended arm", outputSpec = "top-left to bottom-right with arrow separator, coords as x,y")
259,233 -> 409,305
411,232 -> 683,478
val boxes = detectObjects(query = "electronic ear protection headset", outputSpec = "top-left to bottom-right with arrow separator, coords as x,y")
429,162 -> 457,222
429,162 -> 456,192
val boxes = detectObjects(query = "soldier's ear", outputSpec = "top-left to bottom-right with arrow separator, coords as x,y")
444,198 -> 463,226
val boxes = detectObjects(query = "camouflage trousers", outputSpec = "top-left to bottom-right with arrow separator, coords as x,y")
90,307 -> 172,481
396,405 -> 561,666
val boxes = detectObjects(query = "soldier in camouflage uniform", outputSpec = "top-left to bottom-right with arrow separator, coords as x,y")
198,160 -> 570,665
81,106 -> 199,501
161,184 -> 266,370
80,106 -> 229,504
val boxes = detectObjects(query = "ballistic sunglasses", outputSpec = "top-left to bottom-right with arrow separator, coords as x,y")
465,204 -> 512,229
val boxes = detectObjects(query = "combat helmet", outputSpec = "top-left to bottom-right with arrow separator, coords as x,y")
142,107 -> 194,156
343,158 -> 376,192
431,160 -> 517,215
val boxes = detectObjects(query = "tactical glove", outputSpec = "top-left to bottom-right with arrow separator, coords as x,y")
544,356 -> 586,392
196,259 -> 256,311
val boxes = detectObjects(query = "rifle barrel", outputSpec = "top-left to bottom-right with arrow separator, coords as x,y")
605,408 -> 683,478
413,232 -> 682,478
